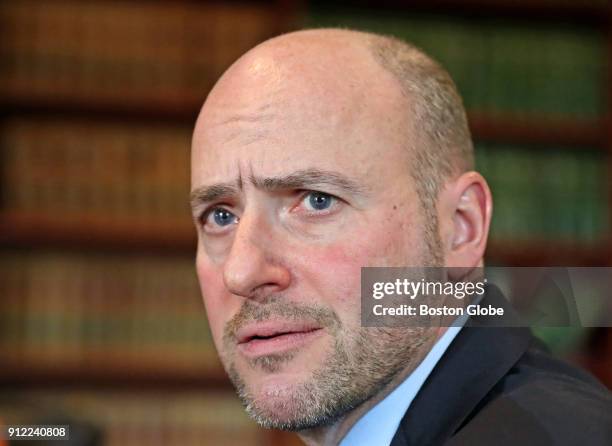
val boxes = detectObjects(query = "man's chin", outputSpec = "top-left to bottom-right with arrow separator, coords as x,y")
229,363 -> 326,431
222,330 -> 360,431
232,355 -> 314,401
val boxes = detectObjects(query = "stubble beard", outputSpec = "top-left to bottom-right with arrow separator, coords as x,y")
222,301 -> 432,432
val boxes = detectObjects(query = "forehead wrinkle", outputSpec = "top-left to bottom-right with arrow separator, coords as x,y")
202,66 -> 285,139
210,106 -> 277,147
214,101 -> 276,127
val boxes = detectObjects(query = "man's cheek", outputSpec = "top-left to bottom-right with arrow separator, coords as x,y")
295,241 -> 372,308
320,232 -> 403,269
295,229 -> 412,319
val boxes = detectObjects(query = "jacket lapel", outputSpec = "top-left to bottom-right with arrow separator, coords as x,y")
390,286 -> 533,446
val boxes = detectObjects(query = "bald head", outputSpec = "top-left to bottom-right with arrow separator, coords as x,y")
195,29 -> 407,162
195,28 -> 473,214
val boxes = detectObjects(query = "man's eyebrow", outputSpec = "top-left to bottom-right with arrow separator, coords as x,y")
190,183 -> 239,210
190,168 -> 368,210
251,169 -> 368,195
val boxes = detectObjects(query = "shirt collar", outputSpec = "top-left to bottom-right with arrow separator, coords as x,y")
339,312 -> 471,446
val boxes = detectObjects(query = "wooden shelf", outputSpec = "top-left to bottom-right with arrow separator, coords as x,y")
0,212 -> 196,255
468,112 -> 605,147
0,96 -> 202,126
0,350 -> 230,390
486,239 -> 612,266
0,363 -> 231,391
310,0 -> 610,26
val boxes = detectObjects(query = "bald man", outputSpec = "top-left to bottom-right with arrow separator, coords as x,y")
190,29 -> 611,445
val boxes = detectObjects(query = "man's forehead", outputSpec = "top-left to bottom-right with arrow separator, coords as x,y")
191,30 -> 415,188
211,29 -> 381,90
196,30 -> 405,126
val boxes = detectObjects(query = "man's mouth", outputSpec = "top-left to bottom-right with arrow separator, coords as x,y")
235,321 -> 324,358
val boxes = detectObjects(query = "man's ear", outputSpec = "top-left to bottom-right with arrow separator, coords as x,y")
438,171 -> 492,268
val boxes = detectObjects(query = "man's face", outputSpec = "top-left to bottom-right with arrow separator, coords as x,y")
191,49 -> 441,430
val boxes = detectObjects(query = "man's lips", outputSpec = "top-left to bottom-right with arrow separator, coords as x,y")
235,321 -> 324,358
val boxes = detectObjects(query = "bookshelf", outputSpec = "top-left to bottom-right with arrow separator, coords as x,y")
1,0 -> 611,444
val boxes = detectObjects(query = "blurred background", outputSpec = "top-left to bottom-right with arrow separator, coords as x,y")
0,0 -> 611,445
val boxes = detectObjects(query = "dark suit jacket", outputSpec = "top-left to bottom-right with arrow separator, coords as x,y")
390,286 -> 612,446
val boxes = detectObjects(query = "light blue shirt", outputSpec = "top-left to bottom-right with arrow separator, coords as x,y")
339,314 -> 470,446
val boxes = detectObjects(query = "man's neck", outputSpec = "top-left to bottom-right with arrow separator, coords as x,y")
297,329 -> 446,446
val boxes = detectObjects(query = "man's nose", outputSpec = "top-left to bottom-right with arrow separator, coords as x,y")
222,213 -> 291,300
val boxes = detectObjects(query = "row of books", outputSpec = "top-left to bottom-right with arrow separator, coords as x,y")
0,0 -> 278,108
0,390 -> 268,446
476,143 -> 608,242
305,7 -> 604,118
1,1 -> 605,120
0,250 -> 218,372
1,118 -> 192,224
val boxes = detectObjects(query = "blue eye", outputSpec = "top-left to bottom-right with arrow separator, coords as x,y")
211,208 -> 237,227
306,192 -> 334,211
